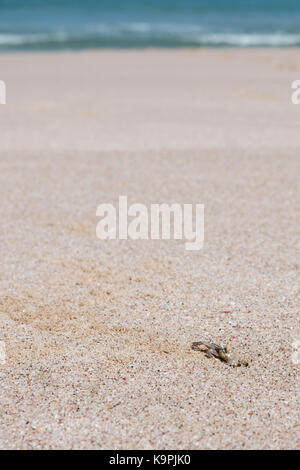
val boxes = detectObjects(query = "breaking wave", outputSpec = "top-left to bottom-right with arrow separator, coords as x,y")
1,23 -> 300,50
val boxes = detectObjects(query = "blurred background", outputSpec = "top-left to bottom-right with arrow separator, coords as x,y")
1,0 -> 300,51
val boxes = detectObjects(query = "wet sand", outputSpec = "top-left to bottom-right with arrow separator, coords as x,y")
0,49 -> 299,449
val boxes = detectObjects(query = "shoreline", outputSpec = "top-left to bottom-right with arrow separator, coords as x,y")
1,45 -> 300,52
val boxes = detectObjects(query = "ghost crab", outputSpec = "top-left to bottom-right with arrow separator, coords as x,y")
192,341 -> 249,367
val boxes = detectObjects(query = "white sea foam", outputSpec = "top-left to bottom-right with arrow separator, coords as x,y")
0,24 -> 300,48
184,32 -> 300,47
0,32 -> 68,46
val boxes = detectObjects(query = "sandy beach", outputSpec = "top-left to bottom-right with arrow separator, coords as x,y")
0,49 -> 299,449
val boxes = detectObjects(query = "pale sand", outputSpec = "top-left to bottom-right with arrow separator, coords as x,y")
0,49 -> 299,449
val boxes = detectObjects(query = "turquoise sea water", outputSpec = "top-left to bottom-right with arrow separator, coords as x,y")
0,0 -> 300,50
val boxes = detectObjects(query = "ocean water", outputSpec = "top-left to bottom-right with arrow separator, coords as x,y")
0,0 -> 300,51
